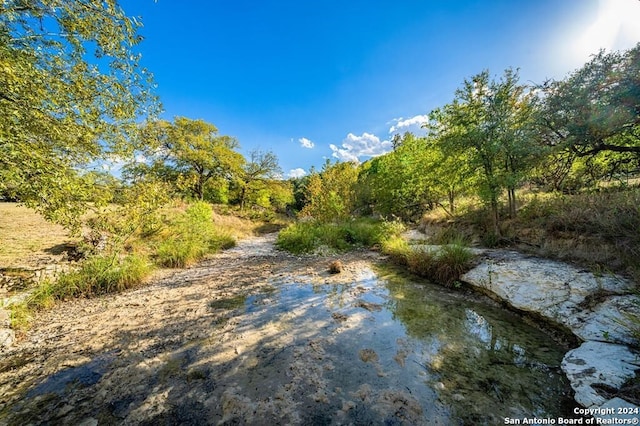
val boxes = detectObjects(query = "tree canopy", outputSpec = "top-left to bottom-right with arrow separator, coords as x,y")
0,0 -> 158,229
133,117 -> 245,201
539,44 -> 640,157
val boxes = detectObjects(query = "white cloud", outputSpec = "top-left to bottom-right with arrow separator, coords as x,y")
389,114 -> 429,134
330,132 -> 392,163
288,168 -> 307,178
299,137 -> 315,149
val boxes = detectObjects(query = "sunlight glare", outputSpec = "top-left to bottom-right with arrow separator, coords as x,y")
572,0 -> 640,63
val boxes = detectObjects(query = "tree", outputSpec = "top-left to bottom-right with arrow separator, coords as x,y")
358,133 -> 437,220
428,69 -> 537,234
237,150 -> 282,211
539,43 -> 640,158
0,0 -> 158,230
134,117 -> 245,200
301,160 -> 358,222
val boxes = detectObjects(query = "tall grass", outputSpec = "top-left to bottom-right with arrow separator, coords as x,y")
276,218 -> 405,254
10,253 -> 151,328
155,201 -> 235,267
381,237 -> 474,286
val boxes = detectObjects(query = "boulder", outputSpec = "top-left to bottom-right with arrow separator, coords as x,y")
460,251 -> 637,345
561,341 -> 639,408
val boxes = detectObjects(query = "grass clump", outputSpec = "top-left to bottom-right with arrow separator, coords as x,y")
381,237 -> 474,286
30,254 -> 150,306
155,201 -> 235,267
276,218 -> 404,254
10,253 -> 151,329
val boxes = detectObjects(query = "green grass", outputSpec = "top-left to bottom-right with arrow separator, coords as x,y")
275,218 -> 404,254
10,253 -> 151,329
154,201 -> 236,268
381,237 -> 474,286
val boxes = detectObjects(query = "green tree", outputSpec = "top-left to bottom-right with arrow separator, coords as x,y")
539,43 -> 640,158
237,150 -> 282,211
0,0 -> 158,230
429,69 -> 537,234
301,160 -> 358,222
359,133 -> 436,220
134,117 -> 245,200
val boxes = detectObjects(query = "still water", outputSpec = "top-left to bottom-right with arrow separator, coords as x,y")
237,265 -> 576,425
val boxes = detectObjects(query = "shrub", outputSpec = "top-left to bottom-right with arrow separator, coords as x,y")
276,219 -> 404,254
155,201 -> 235,267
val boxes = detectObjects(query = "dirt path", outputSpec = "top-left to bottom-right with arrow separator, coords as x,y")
0,235 -> 415,425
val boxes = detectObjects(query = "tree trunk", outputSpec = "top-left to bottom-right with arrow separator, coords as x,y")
507,187 -> 516,218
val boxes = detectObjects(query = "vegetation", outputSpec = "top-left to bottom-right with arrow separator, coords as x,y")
0,0 -> 159,231
276,218 -> 404,254
154,201 -> 235,268
2,2 -> 639,340
380,236 -> 474,286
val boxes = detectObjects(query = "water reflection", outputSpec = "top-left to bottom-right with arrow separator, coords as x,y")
234,264 -> 575,424
380,267 -> 575,424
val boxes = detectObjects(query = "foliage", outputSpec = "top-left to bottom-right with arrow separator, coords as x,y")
236,150 -> 283,210
428,68 -> 538,232
300,160 -> 358,222
25,254 -> 151,310
381,238 -> 474,286
0,0 -> 158,230
155,201 -> 235,267
538,43 -> 640,159
358,133 -> 435,220
87,179 -> 173,255
276,218 -> 404,254
131,117 -> 245,200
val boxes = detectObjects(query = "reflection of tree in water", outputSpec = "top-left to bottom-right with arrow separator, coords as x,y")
381,269 -> 575,424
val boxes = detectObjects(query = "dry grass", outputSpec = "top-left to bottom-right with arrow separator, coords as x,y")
0,203 -> 74,268
420,188 -> 640,283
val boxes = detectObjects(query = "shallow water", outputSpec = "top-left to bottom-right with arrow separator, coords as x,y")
232,265 -> 575,425
3,258 -> 577,425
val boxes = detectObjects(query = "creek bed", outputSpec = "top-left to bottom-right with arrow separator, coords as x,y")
0,253 -> 577,425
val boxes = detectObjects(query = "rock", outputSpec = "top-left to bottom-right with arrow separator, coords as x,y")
569,295 -> 640,345
460,252 -> 637,344
329,260 -> 343,274
77,418 -> 98,426
595,398 -> 640,423
0,328 -> 15,349
561,341 -> 640,408
0,308 -> 10,328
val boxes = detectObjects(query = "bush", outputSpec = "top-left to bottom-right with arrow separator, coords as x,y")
276,218 -> 404,254
155,201 -> 235,267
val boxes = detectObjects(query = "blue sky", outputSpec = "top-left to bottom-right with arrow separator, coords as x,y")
119,0 -> 640,178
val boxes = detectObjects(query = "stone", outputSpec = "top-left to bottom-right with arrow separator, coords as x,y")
0,328 -> 15,349
561,341 -> 639,408
460,251 -> 637,344
329,260 -> 343,274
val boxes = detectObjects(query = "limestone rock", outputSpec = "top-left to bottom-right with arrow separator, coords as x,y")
561,341 -> 639,408
0,327 -> 15,349
460,252 -> 637,344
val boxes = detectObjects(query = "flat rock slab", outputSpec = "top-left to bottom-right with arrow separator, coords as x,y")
562,341 -> 640,409
461,251 -> 638,344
